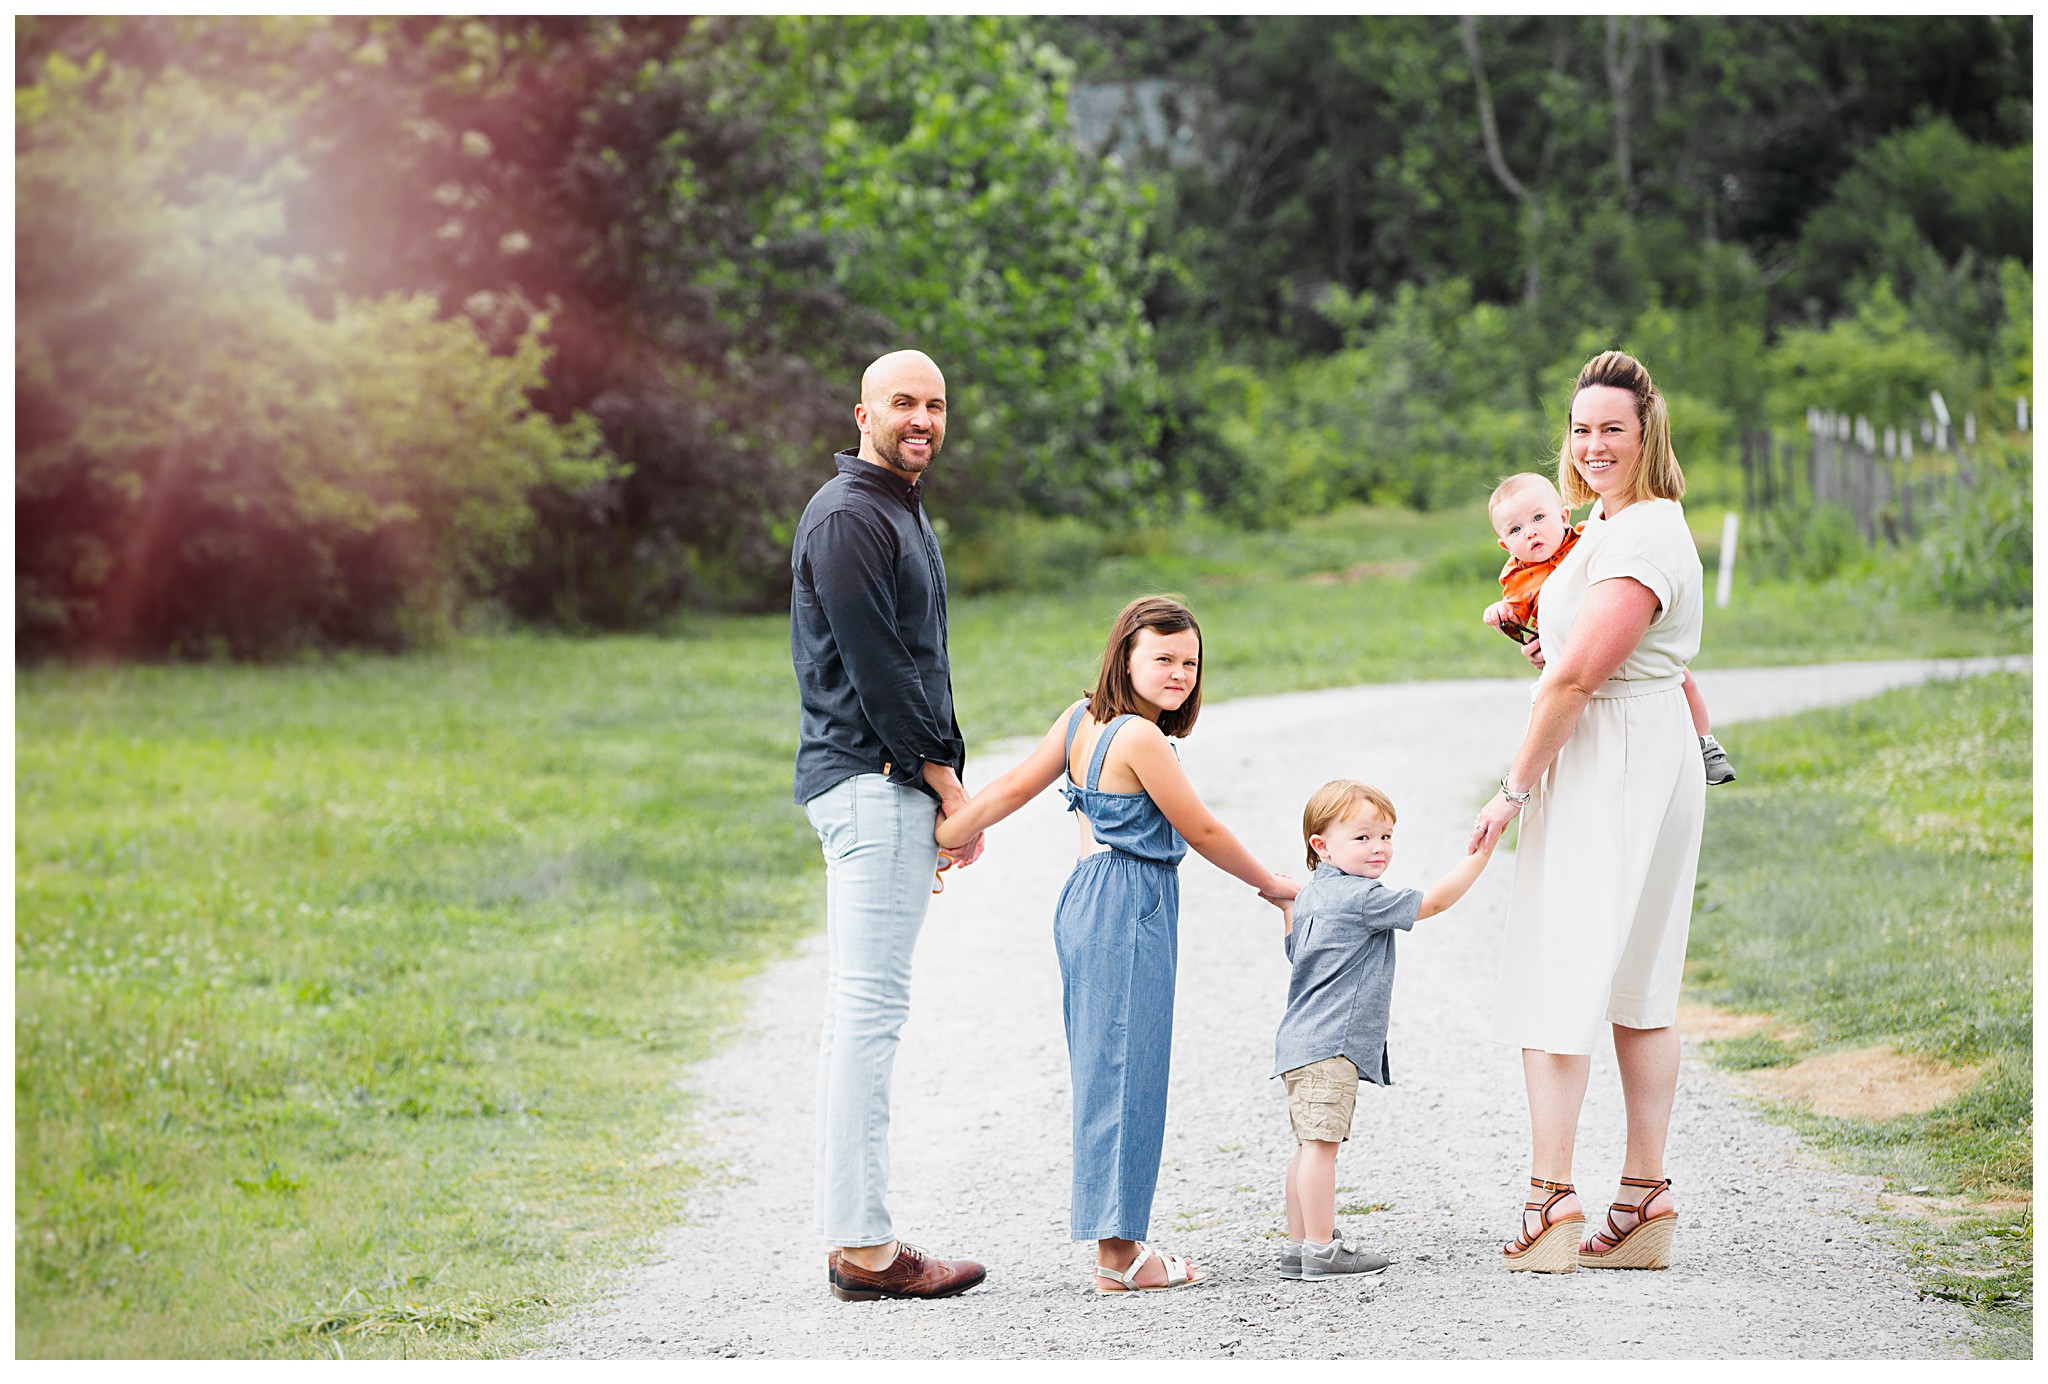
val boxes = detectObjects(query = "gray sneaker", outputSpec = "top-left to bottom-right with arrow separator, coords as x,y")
1700,734 -> 1736,785
1276,1241 -> 1303,1279
1299,1239 -> 1390,1280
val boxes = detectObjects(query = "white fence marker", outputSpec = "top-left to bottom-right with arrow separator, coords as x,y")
1715,511 -> 1739,610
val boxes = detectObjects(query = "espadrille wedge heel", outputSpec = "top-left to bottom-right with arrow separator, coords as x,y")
1503,1177 -> 1583,1273
1579,1176 -> 1677,1270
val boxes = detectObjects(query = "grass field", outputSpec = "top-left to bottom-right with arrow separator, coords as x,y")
14,499 -> 2031,1356
15,634 -> 821,1357
1690,672 -> 2033,1357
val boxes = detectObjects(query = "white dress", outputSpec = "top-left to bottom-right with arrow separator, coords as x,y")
1491,498 -> 1706,1055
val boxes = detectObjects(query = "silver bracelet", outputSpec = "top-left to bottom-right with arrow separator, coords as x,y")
1499,777 -> 1533,805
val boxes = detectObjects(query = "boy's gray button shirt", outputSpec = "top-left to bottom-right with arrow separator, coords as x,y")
1272,863 -> 1423,1086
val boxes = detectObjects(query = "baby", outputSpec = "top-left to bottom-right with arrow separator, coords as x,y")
1271,779 -> 1495,1281
1484,472 -> 1734,785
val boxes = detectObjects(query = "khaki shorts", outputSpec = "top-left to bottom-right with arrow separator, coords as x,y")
1282,1054 -> 1359,1142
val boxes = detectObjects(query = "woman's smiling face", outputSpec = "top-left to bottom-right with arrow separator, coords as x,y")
1569,384 -> 1644,514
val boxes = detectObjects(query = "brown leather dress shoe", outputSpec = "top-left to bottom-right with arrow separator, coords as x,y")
830,1242 -> 986,1301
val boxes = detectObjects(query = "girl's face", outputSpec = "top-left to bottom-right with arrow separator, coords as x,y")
1127,625 -> 1200,719
1569,385 -> 1644,514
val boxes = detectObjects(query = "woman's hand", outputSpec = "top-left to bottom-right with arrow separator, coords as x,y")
1259,871 -> 1299,907
1521,634 -> 1545,669
1470,791 -> 1522,855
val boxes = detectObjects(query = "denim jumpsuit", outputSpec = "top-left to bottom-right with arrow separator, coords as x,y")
1053,703 -> 1188,1242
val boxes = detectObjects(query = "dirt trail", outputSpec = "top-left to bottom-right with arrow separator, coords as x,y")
535,656 -> 2023,1360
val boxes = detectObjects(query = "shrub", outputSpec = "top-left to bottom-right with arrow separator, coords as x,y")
1917,446 -> 2033,610
14,55 -> 612,659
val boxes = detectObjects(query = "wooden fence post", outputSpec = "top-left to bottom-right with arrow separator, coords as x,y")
1715,511 -> 1738,608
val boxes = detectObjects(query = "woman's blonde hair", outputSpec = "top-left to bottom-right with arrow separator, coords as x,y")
1089,595 -> 1202,738
1555,350 -> 1685,508
1300,778 -> 1398,871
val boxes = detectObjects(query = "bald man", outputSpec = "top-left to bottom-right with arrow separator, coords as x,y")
789,350 -> 987,1301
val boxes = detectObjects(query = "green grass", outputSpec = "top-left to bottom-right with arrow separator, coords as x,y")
947,502 -> 2028,740
14,499 -> 2030,1356
15,633 -> 822,1358
1688,672 -> 2033,1357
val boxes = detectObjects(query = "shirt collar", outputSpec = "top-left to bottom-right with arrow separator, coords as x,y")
1313,862 -> 1379,884
835,448 -> 923,506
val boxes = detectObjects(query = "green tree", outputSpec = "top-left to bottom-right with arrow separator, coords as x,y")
769,16 -> 1162,520
15,53 -> 609,657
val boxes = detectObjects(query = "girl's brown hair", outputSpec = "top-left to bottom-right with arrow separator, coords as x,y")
1555,350 -> 1685,508
1300,778 -> 1398,871
1089,595 -> 1202,738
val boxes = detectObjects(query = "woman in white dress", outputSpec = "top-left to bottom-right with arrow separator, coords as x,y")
1470,350 -> 1706,1274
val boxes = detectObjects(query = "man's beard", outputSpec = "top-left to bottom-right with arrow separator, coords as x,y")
876,426 -> 940,472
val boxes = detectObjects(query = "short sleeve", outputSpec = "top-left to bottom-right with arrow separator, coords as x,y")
1364,886 -> 1423,933
1320,874 -> 1421,933
1584,505 -> 1684,613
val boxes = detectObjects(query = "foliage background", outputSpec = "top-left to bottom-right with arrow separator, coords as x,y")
14,15 -> 2031,657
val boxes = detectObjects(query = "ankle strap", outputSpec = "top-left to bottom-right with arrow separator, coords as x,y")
1527,1177 -> 1574,1193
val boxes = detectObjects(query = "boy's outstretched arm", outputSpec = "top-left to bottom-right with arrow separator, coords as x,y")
1417,835 -> 1496,919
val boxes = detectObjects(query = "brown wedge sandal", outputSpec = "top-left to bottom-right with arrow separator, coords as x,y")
1503,1177 -> 1583,1273
1579,1176 -> 1677,1270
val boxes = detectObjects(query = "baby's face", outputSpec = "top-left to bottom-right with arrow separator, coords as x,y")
1312,808 -> 1394,879
1491,485 -> 1570,564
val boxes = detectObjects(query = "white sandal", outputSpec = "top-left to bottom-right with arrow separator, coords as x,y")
1093,1242 -> 1207,1294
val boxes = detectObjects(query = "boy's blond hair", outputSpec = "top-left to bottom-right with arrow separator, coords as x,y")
1301,778 -> 1398,871
1486,472 -> 1562,534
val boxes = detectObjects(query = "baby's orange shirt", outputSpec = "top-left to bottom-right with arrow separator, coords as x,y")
1496,524 -> 1584,634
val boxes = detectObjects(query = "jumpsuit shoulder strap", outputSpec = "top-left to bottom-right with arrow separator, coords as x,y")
1086,713 -> 1140,792
1063,699 -> 1091,786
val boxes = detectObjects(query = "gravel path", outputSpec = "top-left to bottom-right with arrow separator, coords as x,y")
535,656 -> 2024,1360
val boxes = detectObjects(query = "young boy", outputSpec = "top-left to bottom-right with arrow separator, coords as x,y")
1483,472 -> 1735,785
1271,779 -> 1495,1281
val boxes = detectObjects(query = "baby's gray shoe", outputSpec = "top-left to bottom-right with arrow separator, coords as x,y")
1700,734 -> 1736,785
1276,1240 -> 1303,1279
1300,1239 -> 1390,1280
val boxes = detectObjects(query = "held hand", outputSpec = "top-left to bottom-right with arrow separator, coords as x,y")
1470,792 -> 1521,855
943,832 -> 986,868
1521,634 -> 1545,669
1258,872 -> 1299,905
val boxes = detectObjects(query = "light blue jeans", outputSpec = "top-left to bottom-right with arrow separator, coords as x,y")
804,773 -> 940,1247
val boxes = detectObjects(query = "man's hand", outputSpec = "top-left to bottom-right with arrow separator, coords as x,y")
921,761 -> 968,816
940,834 -> 986,869
1521,634 -> 1545,669
923,761 -> 985,867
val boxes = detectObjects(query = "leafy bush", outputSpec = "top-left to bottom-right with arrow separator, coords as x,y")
14,53 -> 613,658
1917,446 -> 2033,610
777,16 -> 1163,522
945,514 -> 1110,595
1188,279 -> 1552,522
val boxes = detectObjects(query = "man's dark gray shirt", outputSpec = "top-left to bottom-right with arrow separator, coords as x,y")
791,449 -> 964,805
